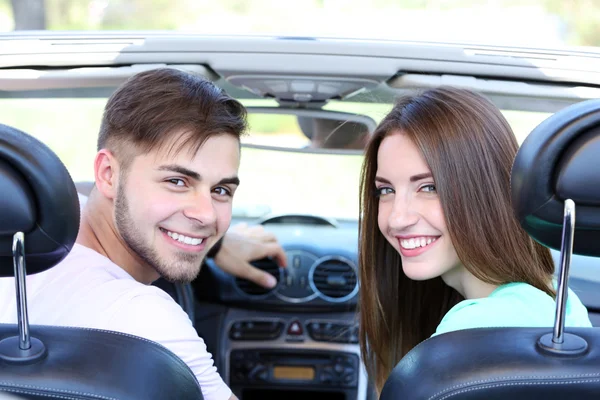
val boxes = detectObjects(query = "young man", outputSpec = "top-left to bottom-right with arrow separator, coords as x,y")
0,68 -> 285,400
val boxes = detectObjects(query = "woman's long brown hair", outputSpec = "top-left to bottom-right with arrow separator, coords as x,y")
358,87 -> 555,393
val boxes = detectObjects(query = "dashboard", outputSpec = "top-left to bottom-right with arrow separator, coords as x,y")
195,217 -> 361,310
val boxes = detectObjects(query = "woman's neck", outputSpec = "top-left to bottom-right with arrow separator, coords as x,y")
442,265 -> 498,299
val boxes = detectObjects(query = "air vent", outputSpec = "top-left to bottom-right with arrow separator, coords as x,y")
229,320 -> 284,341
235,258 -> 281,297
310,257 -> 358,302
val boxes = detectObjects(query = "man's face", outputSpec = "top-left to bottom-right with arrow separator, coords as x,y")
114,133 -> 240,283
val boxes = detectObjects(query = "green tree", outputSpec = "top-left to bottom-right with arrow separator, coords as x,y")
10,0 -> 46,29
544,0 -> 600,47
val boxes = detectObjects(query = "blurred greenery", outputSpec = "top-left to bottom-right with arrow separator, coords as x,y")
0,0 -> 582,218
1,0 -> 600,47
0,97 -> 550,219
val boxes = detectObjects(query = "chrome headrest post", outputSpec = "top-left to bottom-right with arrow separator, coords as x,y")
0,232 -> 46,363
12,232 -> 31,350
538,199 -> 586,355
552,199 -> 575,344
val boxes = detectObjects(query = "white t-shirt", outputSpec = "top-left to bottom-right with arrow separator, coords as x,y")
0,243 -> 232,400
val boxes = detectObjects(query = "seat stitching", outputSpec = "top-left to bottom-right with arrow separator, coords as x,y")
428,372 -> 600,399
0,385 -> 114,400
431,378 -> 600,400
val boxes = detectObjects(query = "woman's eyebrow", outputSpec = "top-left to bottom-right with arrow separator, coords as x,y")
410,172 -> 433,182
375,176 -> 391,184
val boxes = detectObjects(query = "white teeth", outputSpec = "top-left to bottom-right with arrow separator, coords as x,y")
400,237 -> 437,250
166,230 -> 204,246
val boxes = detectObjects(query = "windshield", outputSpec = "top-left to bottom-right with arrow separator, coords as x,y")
0,96 -> 552,220
0,1 -> 599,48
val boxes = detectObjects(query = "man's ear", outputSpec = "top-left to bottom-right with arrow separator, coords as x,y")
94,149 -> 120,200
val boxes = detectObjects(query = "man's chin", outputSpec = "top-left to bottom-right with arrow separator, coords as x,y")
154,255 -> 205,284
158,266 -> 202,284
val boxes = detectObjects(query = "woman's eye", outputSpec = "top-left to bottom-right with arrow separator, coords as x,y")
168,178 -> 186,187
375,187 -> 394,197
420,184 -> 437,193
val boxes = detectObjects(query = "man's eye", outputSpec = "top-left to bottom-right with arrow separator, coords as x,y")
168,178 -> 186,187
213,186 -> 232,197
375,187 -> 394,197
420,184 -> 437,193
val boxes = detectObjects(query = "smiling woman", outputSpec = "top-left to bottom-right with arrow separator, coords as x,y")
358,86 -> 592,393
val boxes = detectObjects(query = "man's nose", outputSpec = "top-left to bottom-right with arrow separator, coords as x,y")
388,195 -> 419,232
184,191 -> 217,226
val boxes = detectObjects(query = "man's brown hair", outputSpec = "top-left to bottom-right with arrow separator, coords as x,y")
358,87 -> 555,393
98,67 -> 247,168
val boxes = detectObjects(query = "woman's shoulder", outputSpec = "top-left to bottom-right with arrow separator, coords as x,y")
432,289 -> 519,337
432,282 -> 590,337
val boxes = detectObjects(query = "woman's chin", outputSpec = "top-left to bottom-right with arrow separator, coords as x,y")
402,262 -> 438,281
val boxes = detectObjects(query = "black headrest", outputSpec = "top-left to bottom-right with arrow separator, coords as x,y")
0,124 -> 80,276
511,99 -> 600,257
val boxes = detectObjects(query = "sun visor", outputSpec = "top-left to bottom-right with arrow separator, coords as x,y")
0,64 -> 216,91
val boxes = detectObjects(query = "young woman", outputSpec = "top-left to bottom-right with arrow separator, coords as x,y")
358,87 -> 592,393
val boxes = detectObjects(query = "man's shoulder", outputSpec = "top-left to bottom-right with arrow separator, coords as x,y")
34,244 -> 175,321
61,243 -> 130,277
69,244 -> 175,301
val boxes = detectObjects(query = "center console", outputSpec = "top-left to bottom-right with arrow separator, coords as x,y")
222,309 -> 367,400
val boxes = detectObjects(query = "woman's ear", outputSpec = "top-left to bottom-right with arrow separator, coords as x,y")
93,149 -> 120,200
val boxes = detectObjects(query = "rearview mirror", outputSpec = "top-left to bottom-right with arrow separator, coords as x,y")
241,107 -> 376,153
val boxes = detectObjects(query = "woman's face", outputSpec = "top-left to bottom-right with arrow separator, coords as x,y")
376,131 -> 462,281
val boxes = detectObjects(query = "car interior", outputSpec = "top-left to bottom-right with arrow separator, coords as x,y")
1,34 -> 600,399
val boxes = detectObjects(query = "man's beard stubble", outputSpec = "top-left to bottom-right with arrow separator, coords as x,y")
114,182 -> 204,284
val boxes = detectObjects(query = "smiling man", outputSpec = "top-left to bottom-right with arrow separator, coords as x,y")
0,68 -> 256,400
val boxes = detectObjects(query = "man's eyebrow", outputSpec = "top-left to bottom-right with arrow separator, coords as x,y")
158,165 -> 200,180
158,165 -> 240,186
410,172 -> 433,182
218,176 -> 240,186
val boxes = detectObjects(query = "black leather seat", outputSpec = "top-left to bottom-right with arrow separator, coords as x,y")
0,123 -> 203,399
380,99 -> 600,399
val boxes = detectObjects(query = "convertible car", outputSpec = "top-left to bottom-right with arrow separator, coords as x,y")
0,32 -> 599,399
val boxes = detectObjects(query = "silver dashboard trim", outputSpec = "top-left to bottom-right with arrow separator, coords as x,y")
309,255 -> 359,303
275,249 -> 319,303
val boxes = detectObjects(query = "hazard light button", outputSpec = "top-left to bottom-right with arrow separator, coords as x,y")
287,320 -> 303,335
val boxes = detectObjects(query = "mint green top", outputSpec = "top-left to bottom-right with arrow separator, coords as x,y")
433,282 -> 592,337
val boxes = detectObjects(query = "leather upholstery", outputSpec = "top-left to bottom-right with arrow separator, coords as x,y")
511,99 -> 600,257
0,324 -> 203,400
0,124 -> 80,276
381,327 -> 600,400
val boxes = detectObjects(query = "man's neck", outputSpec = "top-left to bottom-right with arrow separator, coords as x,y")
76,194 -> 159,284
